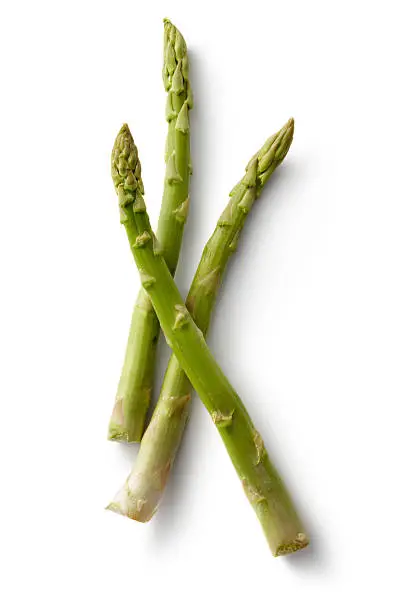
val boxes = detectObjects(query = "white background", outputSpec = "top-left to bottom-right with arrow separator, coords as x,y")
1,0 -> 408,609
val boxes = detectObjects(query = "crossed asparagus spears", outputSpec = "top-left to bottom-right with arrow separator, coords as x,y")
107,122 -> 308,556
106,19 -> 309,556
109,119 -> 296,526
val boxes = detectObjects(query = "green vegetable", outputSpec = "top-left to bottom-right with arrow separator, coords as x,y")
109,119 -> 296,529
107,124 -> 309,556
108,19 -> 192,443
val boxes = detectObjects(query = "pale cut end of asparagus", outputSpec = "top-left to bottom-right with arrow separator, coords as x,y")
106,471 -> 162,523
276,533 -> 309,556
106,486 -> 153,523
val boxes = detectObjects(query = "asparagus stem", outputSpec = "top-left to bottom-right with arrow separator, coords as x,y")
107,125 -> 308,556
109,119 -> 296,526
108,19 -> 192,442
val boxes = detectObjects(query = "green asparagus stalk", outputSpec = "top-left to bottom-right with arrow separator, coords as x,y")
108,19 -> 192,442
108,119 -> 295,526
107,124 -> 308,556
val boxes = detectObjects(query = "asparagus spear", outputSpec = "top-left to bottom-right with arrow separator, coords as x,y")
109,119 -> 295,525
108,19 -> 192,443
107,124 -> 308,556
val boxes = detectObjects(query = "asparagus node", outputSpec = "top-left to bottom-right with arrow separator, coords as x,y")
109,119 -> 296,524
107,124 -> 308,556
108,19 -> 192,443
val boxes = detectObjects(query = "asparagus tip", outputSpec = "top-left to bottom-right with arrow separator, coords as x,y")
285,117 -> 294,134
279,117 -> 295,147
285,117 -> 295,137
255,117 -> 295,192
162,17 -> 188,92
